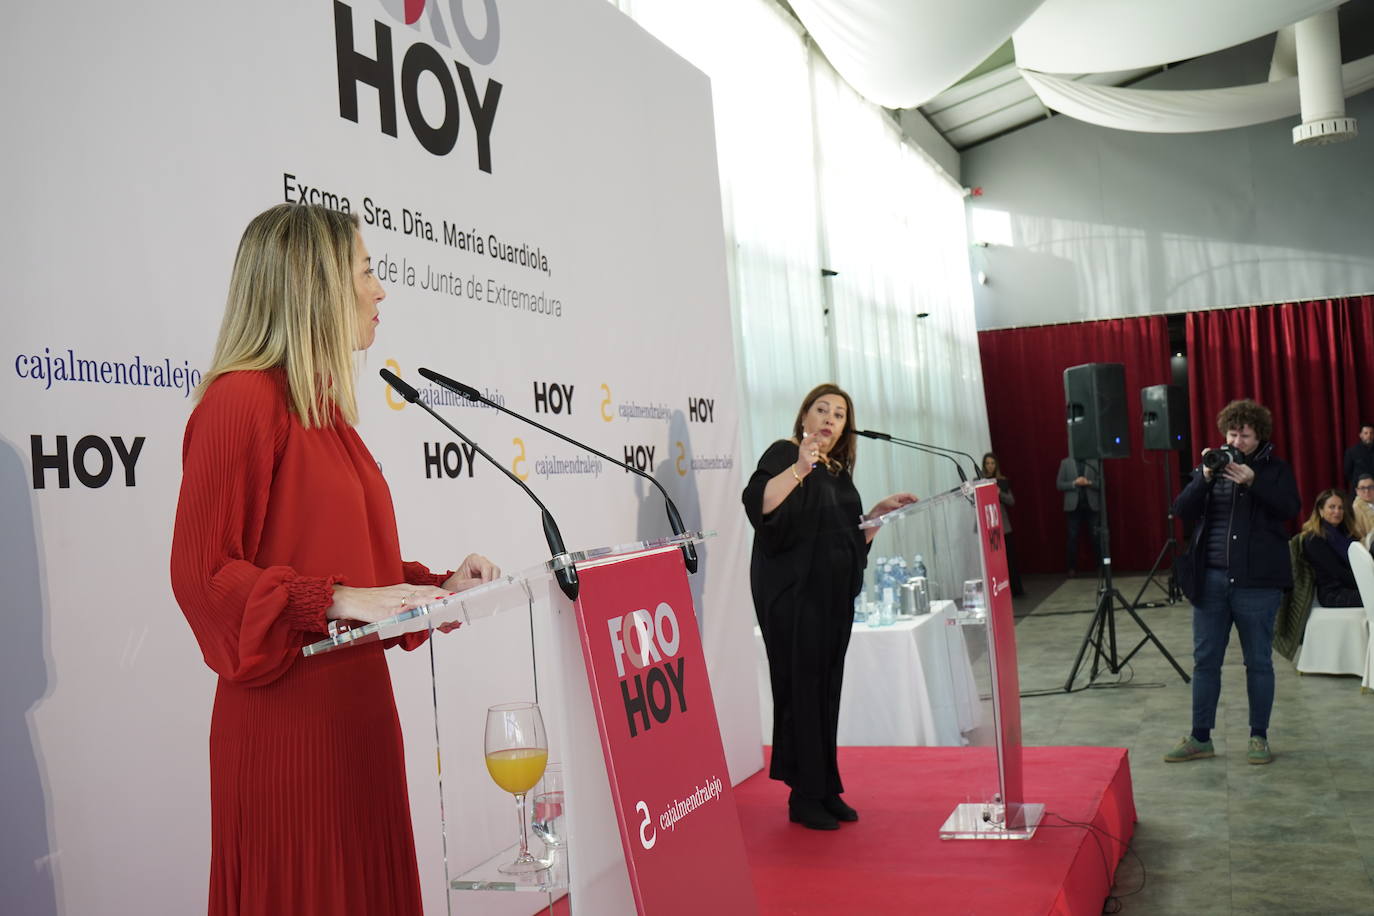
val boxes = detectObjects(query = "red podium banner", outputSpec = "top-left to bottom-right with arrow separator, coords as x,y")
974,481 -> 1027,817
572,549 -> 757,916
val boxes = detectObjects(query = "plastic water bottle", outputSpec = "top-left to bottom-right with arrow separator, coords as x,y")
912,554 -> 928,581
869,558 -> 887,601
853,595 -> 867,624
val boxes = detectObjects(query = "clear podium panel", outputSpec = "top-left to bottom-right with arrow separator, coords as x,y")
298,533 -> 710,913
302,531 -> 713,657
861,483 -> 1039,840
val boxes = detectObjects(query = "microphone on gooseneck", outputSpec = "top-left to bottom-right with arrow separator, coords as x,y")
416,366 -> 699,574
379,368 -> 580,600
856,429 -> 969,483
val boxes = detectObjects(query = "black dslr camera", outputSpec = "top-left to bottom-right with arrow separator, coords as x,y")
1202,445 -> 1246,471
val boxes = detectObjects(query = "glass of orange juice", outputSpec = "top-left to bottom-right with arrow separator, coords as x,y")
484,701 -> 549,874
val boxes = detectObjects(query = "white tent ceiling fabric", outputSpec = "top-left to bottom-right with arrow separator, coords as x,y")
787,0 -> 1359,137
1020,54 -> 1374,133
1010,0 -> 1346,74
785,0 -> 1044,108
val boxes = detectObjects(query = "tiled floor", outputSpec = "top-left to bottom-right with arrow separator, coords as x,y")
1011,574 -> 1374,915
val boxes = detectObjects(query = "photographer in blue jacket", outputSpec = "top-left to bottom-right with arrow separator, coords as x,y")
1164,399 -> 1300,767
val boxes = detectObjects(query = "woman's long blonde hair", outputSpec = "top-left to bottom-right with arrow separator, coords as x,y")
1300,488 -> 1361,541
196,204 -> 362,428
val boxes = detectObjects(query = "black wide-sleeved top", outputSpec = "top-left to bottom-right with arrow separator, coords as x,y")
742,440 -> 869,617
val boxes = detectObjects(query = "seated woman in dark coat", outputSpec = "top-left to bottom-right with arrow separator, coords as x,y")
1300,488 -> 1364,608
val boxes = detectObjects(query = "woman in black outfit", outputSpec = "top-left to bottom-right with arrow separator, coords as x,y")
1301,488 -> 1363,607
742,383 -> 916,830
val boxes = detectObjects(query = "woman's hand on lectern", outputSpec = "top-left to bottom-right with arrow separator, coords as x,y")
863,492 -> 919,544
443,554 -> 501,592
328,583 -> 454,624
868,492 -> 919,519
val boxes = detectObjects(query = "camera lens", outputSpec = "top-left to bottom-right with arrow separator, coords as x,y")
1202,449 -> 1232,471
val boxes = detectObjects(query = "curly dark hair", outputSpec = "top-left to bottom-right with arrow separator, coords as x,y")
1215,399 -> 1273,441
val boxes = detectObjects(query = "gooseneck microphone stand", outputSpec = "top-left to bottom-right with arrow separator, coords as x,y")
1063,460 -> 1189,690
855,429 -> 975,483
417,367 -> 698,575
380,369 -> 580,600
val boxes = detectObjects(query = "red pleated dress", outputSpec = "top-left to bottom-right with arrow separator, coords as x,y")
171,369 -> 444,916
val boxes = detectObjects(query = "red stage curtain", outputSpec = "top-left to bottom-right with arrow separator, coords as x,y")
1186,296 -> 1374,518
978,317 -> 1173,574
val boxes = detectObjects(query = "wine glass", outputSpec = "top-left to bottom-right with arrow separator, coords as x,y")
484,702 -> 549,874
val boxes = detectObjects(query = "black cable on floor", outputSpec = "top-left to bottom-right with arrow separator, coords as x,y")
1020,660 -> 1165,698
1039,810 -> 1147,913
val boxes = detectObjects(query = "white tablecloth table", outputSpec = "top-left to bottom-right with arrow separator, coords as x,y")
754,599 -> 982,747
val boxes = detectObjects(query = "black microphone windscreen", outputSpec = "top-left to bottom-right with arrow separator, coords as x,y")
418,367 -> 481,401
379,368 -> 419,403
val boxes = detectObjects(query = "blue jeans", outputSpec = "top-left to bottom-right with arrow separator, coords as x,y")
1191,568 -> 1280,731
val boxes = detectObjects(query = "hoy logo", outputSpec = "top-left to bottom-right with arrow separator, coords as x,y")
687,397 -> 714,423
334,0 -> 503,171
424,441 -> 478,478
31,435 -> 145,489
608,602 -> 687,739
623,444 -> 655,473
533,381 -> 573,415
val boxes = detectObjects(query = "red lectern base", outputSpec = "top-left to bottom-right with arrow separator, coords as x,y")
738,746 -> 1136,916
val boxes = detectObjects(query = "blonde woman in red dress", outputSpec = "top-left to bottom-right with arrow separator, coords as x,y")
171,204 -> 497,915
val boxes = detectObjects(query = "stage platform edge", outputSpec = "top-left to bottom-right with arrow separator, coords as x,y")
735,746 -> 1136,915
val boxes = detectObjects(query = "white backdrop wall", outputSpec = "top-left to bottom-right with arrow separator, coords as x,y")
0,2 -> 760,914
616,0 -> 989,508
964,36 -> 1374,331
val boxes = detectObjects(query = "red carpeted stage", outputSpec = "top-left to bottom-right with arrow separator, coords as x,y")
735,746 -> 1136,915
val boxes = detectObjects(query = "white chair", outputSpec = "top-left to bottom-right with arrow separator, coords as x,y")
1295,545 -> 1369,678
1346,542 -> 1374,690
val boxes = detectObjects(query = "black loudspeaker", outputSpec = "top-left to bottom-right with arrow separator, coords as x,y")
1064,363 -> 1130,459
1141,385 -> 1187,451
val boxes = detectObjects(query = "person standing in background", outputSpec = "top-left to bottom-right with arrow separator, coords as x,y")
982,452 -> 1024,596
1057,455 -> 1101,577
1343,424 -> 1374,492
1164,399 -> 1299,767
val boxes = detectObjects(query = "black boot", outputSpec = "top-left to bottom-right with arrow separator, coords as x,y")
822,794 -> 858,822
788,791 -> 839,830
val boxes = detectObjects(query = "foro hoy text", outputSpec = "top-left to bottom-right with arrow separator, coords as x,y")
608,602 -> 687,739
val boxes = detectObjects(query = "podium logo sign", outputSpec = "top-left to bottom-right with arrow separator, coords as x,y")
607,603 -> 686,738
333,0 -> 504,171
573,551 -> 758,915
975,481 -> 1025,808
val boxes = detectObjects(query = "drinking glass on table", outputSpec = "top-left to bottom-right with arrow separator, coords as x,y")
961,579 -> 986,616
484,702 -> 549,874
531,762 -> 565,855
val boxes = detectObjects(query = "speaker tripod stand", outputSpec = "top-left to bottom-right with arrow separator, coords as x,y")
1063,462 -> 1190,690
1131,450 -> 1184,609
